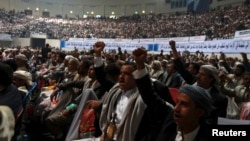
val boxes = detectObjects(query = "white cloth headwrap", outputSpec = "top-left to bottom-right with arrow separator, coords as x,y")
0,106 -> 15,141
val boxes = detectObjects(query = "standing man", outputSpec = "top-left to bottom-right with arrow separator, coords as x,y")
41,43 -> 51,63
169,40 -> 228,125
93,42 -> 173,141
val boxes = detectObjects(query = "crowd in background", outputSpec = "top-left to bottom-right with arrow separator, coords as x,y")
0,3 -> 249,40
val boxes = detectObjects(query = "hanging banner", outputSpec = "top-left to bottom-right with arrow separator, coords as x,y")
234,29 -> 250,41
0,34 -> 12,41
61,36 -> 250,53
30,33 -> 47,39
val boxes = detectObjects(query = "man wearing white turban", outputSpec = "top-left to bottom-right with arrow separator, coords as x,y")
169,40 -> 228,125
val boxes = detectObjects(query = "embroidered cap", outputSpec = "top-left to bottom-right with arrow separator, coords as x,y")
179,84 -> 213,116
200,65 -> 219,84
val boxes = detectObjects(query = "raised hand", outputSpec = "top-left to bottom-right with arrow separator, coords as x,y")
169,40 -> 179,59
169,40 -> 176,49
93,41 -> 105,57
132,47 -> 147,70
50,88 -> 59,102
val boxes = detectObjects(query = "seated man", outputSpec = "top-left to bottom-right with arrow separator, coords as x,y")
90,43 -> 174,141
65,89 -> 99,141
13,70 -> 33,100
45,59 -> 110,141
234,72 -> 250,120
0,62 -> 23,119
12,70 -> 33,139
0,62 -> 23,141
65,58 -> 121,141
33,73 -> 61,121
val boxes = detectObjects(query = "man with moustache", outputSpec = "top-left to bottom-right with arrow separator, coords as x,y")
130,47 -> 214,141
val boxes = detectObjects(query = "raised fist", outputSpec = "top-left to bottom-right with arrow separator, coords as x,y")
94,41 -> 105,48
169,40 -> 176,47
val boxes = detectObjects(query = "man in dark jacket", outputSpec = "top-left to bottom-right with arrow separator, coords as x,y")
90,42 -> 173,141
156,84 -> 214,141
41,44 -> 51,61
0,62 -> 23,119
132,47 -> 214,141
0,62 -> 23,141
169,40 -> 228,125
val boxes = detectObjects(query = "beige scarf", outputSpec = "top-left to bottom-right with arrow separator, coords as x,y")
99,83 -> 147,141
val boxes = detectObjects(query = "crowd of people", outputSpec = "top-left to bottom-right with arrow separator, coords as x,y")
0,39 -> 250,141
0,1 -> 250,141
0,3 -> 249,40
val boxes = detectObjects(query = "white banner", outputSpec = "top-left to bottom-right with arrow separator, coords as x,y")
61,38 -> 250,53
189,35 -> 206,43
234,29 -> 250,41
30,33 -> 47,39
0,34 -> 12,41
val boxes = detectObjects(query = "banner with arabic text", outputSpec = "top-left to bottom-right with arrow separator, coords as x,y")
60,38 -> 250,53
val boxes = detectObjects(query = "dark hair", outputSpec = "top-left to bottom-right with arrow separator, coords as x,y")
105,63 -> 121,77
58,52 -> 66,60
0,62 -> 13,86
236,64 -> 246,73
47,72 -> 61,82
123,61 -> 137,71
81,59 -> 93,70
106,56 -> 115,64
167,61 -> 178,70
244,71 -> 250,76
190,62 -> 201,75
3,59 -> 17,72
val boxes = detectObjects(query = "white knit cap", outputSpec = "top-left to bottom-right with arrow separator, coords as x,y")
200,65 -> 219,83
13,70 -> 32,86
